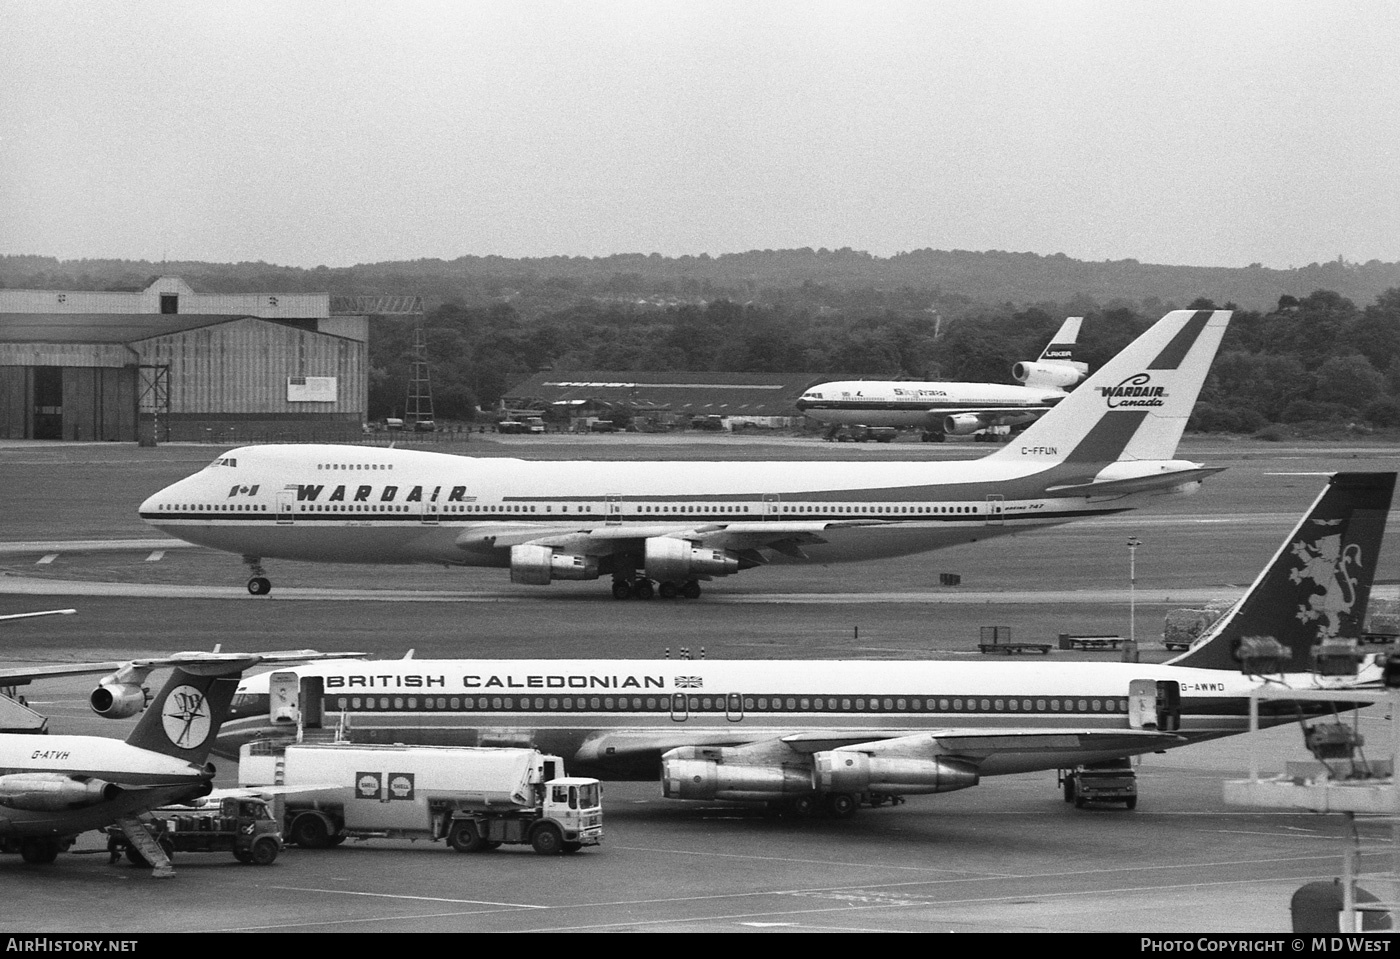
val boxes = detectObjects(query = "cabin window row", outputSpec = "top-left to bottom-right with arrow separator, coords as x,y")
317,463 -> 394,470
158,504 -> 268,512
331,694 -> 1130,714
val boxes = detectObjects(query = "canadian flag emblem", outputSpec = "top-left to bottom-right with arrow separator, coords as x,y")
226,484 -> 261,497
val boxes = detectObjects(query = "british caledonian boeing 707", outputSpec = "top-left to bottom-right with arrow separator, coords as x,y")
220,473 -> 1393,819
796,315 -> 1088,441
141,309 -> 1230,599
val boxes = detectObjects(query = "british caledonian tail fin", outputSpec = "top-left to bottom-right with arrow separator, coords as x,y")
124,667 -> 241,764
1168,472 -> 1396,671
990,309 -> 1230,468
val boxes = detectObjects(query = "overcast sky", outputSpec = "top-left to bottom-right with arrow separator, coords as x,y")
3,1 -> 1397,270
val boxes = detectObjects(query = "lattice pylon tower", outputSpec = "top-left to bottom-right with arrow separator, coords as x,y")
405,324 -> 436,427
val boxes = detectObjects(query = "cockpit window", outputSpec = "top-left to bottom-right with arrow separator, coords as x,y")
209,457 -> 238,467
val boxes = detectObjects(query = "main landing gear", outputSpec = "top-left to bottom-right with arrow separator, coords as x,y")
244,556 -> 272,596
610,578 -> 702,600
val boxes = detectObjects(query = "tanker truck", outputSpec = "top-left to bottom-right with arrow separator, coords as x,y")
239,741 -> 602,855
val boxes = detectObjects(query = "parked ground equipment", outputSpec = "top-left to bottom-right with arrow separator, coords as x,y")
105,796 -> 283,867
240,742 -> 602,855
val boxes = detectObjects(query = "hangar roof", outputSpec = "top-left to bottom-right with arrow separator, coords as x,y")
0,313 -> 294,344
505,370 -> 825,416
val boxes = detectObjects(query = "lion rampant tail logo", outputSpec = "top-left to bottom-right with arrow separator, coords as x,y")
1289,522 -> 1362,639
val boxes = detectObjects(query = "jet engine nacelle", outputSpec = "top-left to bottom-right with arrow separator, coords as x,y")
509,544 -> 600,585
662,757 -> 815,801
0,774 -> 121,811
644,537 -> 740,583
943,413 -> 989,436
814,750 -> 980,795
89,681 -> 150,719
1012,360 -> 1088,389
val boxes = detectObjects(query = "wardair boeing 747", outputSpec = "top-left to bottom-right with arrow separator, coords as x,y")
221,473 -> 1393,819
141,309 -> 1229,598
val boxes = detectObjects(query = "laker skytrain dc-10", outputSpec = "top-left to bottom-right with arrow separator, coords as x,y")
142,309 -> 1230,599
797,315 -> 1088,441
222,473 -> 1394,819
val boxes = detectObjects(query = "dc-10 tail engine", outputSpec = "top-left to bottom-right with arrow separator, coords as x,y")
644,538 -> 740,583
509,545 -> 601,585
1012,360 -> 1088,389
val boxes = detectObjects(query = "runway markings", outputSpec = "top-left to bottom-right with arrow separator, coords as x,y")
263,885 -> 546,909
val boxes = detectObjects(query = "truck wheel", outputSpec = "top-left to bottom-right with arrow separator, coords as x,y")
233,849 -> 253,864
1124,796 -> 1138,810
448,820 -> 486,853
20,838 -> 60,864
561,841 -> 583,854
290,813 -> 332,849
824,793 -> 858,819
1073,796 -> 1086,809
250,838 -> 279,865
1063,779 -> 1076,803
530,823 -> 563,855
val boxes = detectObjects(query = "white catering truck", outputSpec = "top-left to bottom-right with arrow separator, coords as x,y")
239,741 -> 603,855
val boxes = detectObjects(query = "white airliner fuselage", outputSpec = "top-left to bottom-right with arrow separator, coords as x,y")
223,656 -> 1364,781
141,444 -> 1208,566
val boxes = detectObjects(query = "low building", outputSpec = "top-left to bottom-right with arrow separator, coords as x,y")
503,371 -> 821,431
0,276 -> 372,442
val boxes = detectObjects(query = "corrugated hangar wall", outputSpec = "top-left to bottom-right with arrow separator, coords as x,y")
136,319 -> 365,417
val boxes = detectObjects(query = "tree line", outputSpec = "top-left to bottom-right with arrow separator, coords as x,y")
372,287 -> 1400,434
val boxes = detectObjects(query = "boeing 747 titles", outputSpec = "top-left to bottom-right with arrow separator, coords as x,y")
796,316 -> 1088,441
221,472 -> 1393,819
0,649 -> 357,873
142,309 -> 1229,599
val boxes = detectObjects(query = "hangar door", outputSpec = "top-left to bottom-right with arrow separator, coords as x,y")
0,366 -> 137,441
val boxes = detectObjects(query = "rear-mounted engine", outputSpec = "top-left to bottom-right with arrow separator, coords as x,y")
89,682 -> 150,719
1012,360 -> 1087,388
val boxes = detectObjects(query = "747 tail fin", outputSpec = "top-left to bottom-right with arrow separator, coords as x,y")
991,309 -> 1230,468
1168,472 -> 1395,671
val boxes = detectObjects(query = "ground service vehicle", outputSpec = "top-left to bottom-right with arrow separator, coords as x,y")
105,797 -> 283,867
1059,758 -> 1138,809
240,742 -> 603,854
495,419 -> 543,434
831,425 -> 897,443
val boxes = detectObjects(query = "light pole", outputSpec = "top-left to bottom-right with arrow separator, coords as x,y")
1127,537 -> 1142,648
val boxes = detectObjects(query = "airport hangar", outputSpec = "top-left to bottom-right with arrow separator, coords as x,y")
501,370 -> 822,430
0,276 -> 416,443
